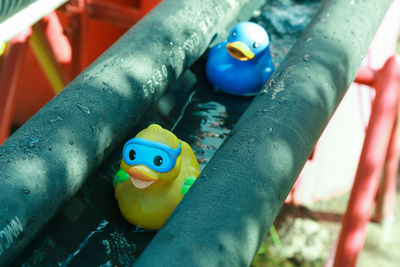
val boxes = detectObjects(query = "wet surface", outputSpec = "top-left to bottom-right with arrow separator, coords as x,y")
15,0 -> 322,265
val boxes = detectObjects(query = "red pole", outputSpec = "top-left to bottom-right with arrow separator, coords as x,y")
333,55 -> 400,267
0,30 -> 31,144
354,65 -> 376,87
374,114 -> 398,223
86,0 -> 141,28
30,21 -> 69,93
138,0 -> 162,17
42,11 -> 72,65
65,0 -> 86,78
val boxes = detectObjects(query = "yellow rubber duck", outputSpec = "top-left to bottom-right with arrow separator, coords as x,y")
113,124 -> 200,229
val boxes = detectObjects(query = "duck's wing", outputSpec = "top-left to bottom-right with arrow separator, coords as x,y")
179,140 -> 200,195
181,176 -> 197,195
113,168 -> 129,187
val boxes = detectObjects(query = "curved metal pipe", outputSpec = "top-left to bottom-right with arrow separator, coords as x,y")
135,0 -> 392,266
0,0 -> 67,43
0,0 -> 264,265
0,0 -> 37,23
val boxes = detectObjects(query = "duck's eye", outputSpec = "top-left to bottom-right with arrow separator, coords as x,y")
129,150 -> 136,161
153,156 -> 163,166
231,31 -> 237,38
253,42 -> 259,48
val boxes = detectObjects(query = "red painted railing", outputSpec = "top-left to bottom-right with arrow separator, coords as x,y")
333,55 -> 400,267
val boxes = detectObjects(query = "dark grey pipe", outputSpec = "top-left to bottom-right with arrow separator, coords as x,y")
135,0 -> 392,266
0,0 -> 265,265
0,0 -> 37,23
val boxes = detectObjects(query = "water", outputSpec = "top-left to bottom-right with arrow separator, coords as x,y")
77,104 -> 91,115
27,137 -> 39,148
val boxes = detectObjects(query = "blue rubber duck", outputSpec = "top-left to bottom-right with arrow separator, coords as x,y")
205,21 -> 275,96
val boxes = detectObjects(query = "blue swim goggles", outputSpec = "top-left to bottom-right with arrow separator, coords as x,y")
122,138 -> 182,173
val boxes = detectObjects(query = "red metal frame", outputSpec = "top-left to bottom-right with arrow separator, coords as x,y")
30,21 -> 70,93
374,117 -> 398,223
0,30 -> 31,144
0,13 -> 69,142
65,0 -> 87,78
62,0 -> 161,78
354,66 -> 375,87
0,0 -> 164,142
333,55 -> 400,267
42,11 -> 72,65
0,0 -> 162,143
86,0 -> 141,28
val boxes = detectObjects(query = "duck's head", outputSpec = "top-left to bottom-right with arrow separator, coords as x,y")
120,124 -> 182,189
226,21 -> 270,61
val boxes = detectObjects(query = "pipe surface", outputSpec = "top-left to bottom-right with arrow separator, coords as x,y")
0,0 -> 264,265
0,0 -> 36,23
135,0 -> 392,266
0,0 -> 67,43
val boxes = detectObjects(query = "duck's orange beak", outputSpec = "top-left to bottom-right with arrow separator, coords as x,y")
126,165 -> 158,189
226,41 -> 254,61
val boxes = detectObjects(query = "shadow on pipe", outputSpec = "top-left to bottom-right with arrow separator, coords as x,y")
136,0 -> 392,266
0,0 -> 266,265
